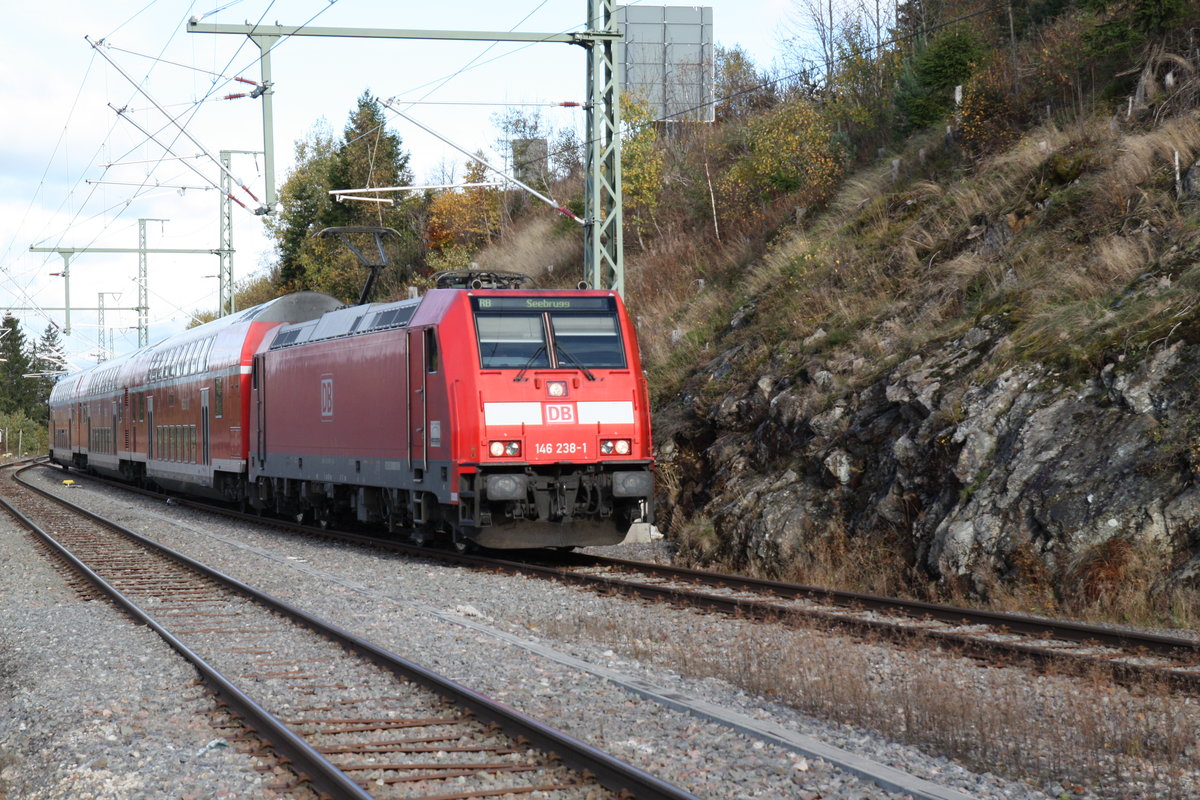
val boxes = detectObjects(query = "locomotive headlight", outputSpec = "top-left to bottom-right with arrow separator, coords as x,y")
601,439 -> 631,456
547,380 -> 568,398
489,440 -> 521,458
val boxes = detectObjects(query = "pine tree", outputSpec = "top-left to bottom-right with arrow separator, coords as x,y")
266,91 -> 425,303
0,315 -> 36,418
325,91 -> 414,229
28,324 -> 66,423
714,46 -> 778,122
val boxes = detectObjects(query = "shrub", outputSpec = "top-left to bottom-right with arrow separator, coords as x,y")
717,98 -> 845,220
896,29 -> 985,133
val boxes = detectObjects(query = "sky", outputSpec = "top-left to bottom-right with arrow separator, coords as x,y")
0,0 -> 796,372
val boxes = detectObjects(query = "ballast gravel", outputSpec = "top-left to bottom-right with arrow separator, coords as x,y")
3,469 -> 1070,800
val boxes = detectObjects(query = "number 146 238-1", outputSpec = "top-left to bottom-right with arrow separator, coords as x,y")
534,442 -> 587,456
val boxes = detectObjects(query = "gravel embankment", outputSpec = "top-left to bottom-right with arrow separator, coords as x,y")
2,468 -> 1073,799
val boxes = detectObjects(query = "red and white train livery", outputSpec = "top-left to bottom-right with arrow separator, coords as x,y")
49,287 -> 655,549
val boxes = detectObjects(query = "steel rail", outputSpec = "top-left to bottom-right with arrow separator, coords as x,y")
563,553 -> 1200,656
457,552 -> 1198,675
9,465 -> 700,800
0,476 -> 373,800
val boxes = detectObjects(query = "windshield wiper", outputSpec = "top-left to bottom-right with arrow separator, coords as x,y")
555,343 -> 596,381
513,344 -> 547,382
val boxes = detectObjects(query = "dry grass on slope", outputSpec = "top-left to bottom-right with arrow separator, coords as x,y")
472,213 -> 584,286
658,108 -> 1200,399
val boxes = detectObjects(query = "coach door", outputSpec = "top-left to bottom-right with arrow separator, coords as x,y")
147,396 -> 155,460
200,388 -> 211,466
253,355 -> 267,469
407,329 -> 428,478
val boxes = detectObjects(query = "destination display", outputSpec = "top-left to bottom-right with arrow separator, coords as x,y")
472,296 -> 614,312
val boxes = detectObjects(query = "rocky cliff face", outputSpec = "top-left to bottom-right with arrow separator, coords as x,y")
657,312 -> 1200,592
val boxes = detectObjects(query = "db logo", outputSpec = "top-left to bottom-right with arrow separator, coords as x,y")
320,375 -> 334,419
543,403 -> 576,424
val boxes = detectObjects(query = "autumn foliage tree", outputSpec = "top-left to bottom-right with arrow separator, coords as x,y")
714,45 -> 778,122
717,98 -> 845,222
621,96 -> 667,246
425,158 -> 503,270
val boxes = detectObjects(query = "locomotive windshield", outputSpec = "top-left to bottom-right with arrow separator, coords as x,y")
473,296 -> 626,370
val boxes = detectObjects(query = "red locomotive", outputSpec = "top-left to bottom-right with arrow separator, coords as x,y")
48,280 -> 655,549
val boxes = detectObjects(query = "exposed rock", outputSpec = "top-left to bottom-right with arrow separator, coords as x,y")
657,318 -> 1200,589
1101,342 -> 1181,417
823,449 -> 857,485
803,328 -> 828,346
729,302 -> 756,329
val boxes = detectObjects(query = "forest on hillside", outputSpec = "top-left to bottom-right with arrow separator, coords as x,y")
14,0 -> 1189,350
206,0 -> 1198,337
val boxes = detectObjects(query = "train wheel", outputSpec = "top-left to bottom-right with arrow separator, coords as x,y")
451,525 -> 478,554
315,507 -> 335,530
385,505 -> 416,540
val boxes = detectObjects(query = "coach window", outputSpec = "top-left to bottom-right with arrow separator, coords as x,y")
214,377 -> 224,418
425,328 -> 439,373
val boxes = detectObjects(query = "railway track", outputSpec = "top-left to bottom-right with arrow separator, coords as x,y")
503,550 -> 1200,687
1,463 -> 699,800
38,463 -> 1200,693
